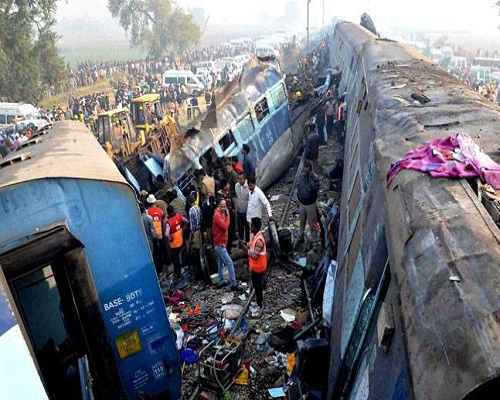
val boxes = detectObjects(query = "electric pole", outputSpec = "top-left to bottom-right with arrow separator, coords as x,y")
322,0 -> 325,30
306,0 -> 311,53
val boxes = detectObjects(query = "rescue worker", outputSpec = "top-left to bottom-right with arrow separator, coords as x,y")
164,205 -> 188,280
242,217 -> 267,315
146,194 -> 165,274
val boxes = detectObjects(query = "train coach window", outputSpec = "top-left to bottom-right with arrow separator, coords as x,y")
255,97 -> 270,123
219,130 -> 236,152
236,114 -> 255,141
271,83 -> 286,109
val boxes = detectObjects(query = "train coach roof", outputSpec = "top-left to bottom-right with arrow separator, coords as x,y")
0,121 -> 128,190
354,29 -> 500,399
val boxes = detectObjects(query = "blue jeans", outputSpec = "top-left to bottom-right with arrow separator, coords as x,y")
214,245 -> 236,285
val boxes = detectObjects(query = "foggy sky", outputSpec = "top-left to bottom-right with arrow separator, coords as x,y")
57,0 -> 500,35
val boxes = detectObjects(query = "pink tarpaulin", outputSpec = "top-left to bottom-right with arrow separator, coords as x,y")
387,132 -> 500,189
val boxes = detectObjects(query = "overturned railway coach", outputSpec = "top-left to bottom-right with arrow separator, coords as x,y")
0,121 -> 181,399
130,56 -> 312,195
327,22 -> 500,399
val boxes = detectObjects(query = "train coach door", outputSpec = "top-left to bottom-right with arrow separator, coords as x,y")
0,226 -> 126,400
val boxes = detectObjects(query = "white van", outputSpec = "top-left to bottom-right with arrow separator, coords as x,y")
163,70 -> 205,95
0,102 -> 40,129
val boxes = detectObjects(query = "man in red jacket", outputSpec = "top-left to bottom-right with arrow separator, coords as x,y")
212,197 -> 237,289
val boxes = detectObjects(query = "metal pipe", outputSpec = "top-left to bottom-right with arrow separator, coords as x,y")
279,149 -> 306,228
302,278 -> 315,323
293,318 -> 322,341
187,385 -> 201,400
229,289 -> 255,338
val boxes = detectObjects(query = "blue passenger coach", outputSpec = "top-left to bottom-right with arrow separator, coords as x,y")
0,121 -> 181,399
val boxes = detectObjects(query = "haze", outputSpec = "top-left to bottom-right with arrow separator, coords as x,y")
57,0 -> 500,34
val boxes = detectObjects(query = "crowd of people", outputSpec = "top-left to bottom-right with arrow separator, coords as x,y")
446,63 -> 500,104
139,143 -> 276,315
43,42 -> 254,100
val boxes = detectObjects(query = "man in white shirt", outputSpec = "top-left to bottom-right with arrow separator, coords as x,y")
246,176 -> 273,225
235,171 -> 250,242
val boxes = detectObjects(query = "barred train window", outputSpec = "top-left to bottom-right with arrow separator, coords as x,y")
254,97 -> 269,123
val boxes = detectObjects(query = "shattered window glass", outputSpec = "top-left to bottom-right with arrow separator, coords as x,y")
254,97 -> 269,123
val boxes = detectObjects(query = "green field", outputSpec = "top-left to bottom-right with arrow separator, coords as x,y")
39,79 -> 115,110
59,44 -> 146,67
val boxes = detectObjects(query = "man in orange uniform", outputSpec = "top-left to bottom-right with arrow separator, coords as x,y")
165,205 -> 188,280
146,194 -> 164,274
242,217 -> 267,314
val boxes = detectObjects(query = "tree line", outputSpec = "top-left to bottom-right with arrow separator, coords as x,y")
0,0 -> 201,104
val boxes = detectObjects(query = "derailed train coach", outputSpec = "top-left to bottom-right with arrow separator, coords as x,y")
130,56 -> 311,197
0,122 -> 181,399
327,21 -> 500,399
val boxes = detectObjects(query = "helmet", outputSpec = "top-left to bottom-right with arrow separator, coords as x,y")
296,91 -> 302,98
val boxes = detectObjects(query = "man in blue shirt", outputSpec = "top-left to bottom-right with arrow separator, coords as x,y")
242,144 -> 256,179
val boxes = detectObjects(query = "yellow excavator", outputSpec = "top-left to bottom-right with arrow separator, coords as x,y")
130,93 -> 163,137
96,107 -> 141,158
